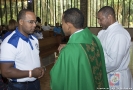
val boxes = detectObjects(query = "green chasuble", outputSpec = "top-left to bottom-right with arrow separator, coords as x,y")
50,27 -> 109,90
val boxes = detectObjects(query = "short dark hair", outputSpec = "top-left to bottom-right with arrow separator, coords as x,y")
36,25 -> 40,29
17,9 -> 33,22
98,6 -> 116,19
8,19 -> 17,31
63,8 -> 84,29
36,17 -> 41,23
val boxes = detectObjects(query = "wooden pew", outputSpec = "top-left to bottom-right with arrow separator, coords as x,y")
42,30 -> 54,38
39,35 -> 61,59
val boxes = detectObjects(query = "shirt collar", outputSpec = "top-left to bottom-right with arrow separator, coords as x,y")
15,27 -> 34,42
70,29 -> 83,38
105,22 -> 119,31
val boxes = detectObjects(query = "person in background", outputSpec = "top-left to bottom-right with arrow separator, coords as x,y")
2,19 -> 18,41
36,17 -> 42,27
33,25 -> 43,39
0,9 -> 44,90
0,25 -> 2,35
1,25 -> 7,31
1,25 -> 8,37
42,22 -> 51,31
0,25 -> 3,43
50,8 -> 109,90
97,6 -> 133,89
53,23 -> 62,36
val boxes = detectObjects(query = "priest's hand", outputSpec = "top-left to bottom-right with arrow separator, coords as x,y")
58,44 -> 66,52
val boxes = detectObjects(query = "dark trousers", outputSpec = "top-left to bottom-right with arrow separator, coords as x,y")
8,79 -> 40,90
0,74 -> 8,90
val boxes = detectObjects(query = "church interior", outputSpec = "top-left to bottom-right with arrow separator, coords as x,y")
0,0 -> 133,90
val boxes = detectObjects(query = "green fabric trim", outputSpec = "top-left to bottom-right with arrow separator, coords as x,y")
79,44 -> 96,89
93,35 -> 109,88
80,38 -> 108,89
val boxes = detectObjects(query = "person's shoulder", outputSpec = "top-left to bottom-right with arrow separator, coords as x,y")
3,31 -> 16,41
1,31 -> 19,48
60,44 -> 82,54
98,29 -> 104,33
42,25 -> 46,29
111,24 -> 130,37
97,29 -> 105,37
53,27 -> 56,30
8,34 -> 20,48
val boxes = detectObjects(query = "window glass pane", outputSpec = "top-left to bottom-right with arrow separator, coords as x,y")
17,0 -> 22,12
129,0 -> 133,28
34,0 -> 37,16
6,0 -> 10,24
0,0 -> 2,25
36,0 -> 40,17
11,0 -> 17,20
37,0 -> 80,26
1,0 -> 6,25
24,0 -> 27,9
55,0 -> 61,24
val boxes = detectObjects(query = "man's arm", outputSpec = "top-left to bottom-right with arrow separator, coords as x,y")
104,34 -> 129,73
0,63 -> 44,79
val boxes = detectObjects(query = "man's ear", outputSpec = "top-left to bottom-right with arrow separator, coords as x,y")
66,22 -> 73,31
108,15 -> 112,19
108,14 -> 114,23
66,22 -> 73,28
19,19 -> 23,25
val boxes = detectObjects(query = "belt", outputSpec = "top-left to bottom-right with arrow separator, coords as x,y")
10,79 -> 37,84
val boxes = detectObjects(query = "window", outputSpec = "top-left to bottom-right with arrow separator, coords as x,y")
87,0 -> 133,28
34,0 -> 80,26
0,0 -> 80,26
2,0 -> 133,28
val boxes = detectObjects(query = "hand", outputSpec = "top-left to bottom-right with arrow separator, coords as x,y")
58,44 -> 66,52
38,67 -> 45,78
32,67 -> 45,78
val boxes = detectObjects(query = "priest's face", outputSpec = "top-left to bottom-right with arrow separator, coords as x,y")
61,17 -> 70,36
97,12 -> 110,30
